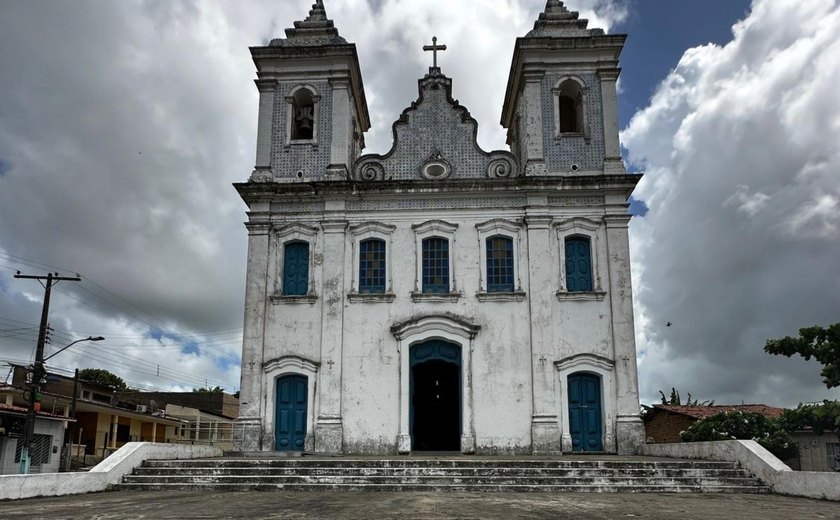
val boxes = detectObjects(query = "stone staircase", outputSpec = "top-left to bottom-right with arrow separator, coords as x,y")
119,457 -> 769,493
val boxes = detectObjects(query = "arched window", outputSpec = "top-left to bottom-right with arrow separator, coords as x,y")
557,79 -> 583,134
486,235 -> 514,292
283,241 -> 309,296
565,236 -> 592,292
422,237 -> 449,293
291,88 -> 315,140
359,238 -> 386,293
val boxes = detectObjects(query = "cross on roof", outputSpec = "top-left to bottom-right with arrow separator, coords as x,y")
423,36 -> 447,68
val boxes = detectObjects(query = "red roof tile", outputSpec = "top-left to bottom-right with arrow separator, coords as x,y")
654,404 -> 784,420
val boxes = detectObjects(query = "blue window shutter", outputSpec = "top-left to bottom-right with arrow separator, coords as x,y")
359,238 -> 386,293
422,237 -> 449,293
283,242 -> 309,296
565,237 -> 592,292
486,236 -> 514,292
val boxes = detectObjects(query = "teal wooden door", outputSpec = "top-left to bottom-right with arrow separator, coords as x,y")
275,375 -> 307,451
568,373 -> 603,451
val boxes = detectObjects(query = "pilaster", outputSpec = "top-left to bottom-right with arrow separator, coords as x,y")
314,218 -> 348,453
522,72 -> 547,176
604,214 -> 644,454
234,220 -> 271,451
525,212 -> 561,453
327,78 -> 351,179
254,80 -> 276,172
597,69 -> 626,175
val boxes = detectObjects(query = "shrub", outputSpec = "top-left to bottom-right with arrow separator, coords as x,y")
680,410 -> 797,460
778,400 -> 840,435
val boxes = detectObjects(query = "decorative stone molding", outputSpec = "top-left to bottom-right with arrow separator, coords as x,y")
555,290 -> 606,302
552,75 -> 591,141
272,223 -> 319,298
262,355 -> 320,453
554,353 -> 617,453
284,83 -> 321,147
476,290 -> 526,302
412,220 -> 459,294
390,314 -> 480,455
347,292 -> 396,303
355,159 -> 385,181
410,291 -> 462,303
349,221 -> 396,295
475,218 -> 525,293
390,314 -> 481,341
486,155 -> 517,178
420,150 -> 452,180
554,217 -> 605,294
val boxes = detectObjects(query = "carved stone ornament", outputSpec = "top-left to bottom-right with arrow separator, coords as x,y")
487,157 -> 516,178
356,161 -> 385,181
420,150 -> 452,180
250,168 -> 273,183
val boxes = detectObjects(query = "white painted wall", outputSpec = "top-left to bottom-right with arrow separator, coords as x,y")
639,440 -> 840,502
0,442 -> 222,501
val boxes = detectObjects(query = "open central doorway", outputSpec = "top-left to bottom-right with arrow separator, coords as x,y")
410,341 -> 461,451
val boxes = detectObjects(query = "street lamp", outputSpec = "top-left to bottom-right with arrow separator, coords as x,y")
20,335 -> 105,474
43,336 -> 105,362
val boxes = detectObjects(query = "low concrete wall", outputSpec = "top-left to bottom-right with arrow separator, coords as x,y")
640,440 -> 840,501
0,442 -> 222,501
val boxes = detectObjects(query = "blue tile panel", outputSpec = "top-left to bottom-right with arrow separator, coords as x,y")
272,81 -> 333,180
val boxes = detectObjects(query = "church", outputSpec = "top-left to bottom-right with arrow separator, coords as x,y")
234,0 -> 645,455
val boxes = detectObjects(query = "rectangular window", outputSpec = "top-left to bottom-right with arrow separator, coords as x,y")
422,237 -> 449,293
828,442 -> 840,471
359,239 -> 386,293
486,236 -> 514,292
283,242 -> 309,296
15,434 -> 52,467
565,236 -> 593,292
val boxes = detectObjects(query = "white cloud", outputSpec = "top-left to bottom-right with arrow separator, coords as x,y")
0,1 -> 624,392
623,0 -> 840,407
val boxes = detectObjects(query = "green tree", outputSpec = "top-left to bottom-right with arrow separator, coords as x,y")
765,323 -> 840,388
78,368 -> 127,391
658,387 -> 713,406
778,401 -> 840,435
680,411 -> 797,460
192,386 -> 224,393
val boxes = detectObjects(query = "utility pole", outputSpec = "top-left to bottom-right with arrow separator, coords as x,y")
14,271 -> 80,474
65,368 -> 79,471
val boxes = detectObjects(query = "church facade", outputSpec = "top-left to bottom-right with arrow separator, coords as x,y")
234,0 -> 646,455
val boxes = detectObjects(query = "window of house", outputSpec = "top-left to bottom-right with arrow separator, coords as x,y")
552,76 -> 589,141
565,236 -> 593,292
285,85 -> 320,145
359,238 -> 386,293
828,442 -> 840,471
291,88 -> 315,140
15,434 -> 51,466
486,235 -> 514,292
411,220 -> 458,300
422,237 -> 450,293
283,241 -> 309,296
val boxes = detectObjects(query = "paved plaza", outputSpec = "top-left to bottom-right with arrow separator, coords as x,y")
0,491 -> 838,519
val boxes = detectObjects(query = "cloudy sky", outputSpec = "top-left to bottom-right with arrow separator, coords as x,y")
1,0 -> 838,407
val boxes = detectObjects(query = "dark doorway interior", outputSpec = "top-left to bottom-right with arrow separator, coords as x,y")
411,360 -> 460,451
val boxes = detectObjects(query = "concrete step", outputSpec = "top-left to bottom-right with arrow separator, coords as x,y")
122,474 -> 763,486
141,458 -> 739,470
118,482 -> 770,493
119,458 -> 769,493
129,467 -> 751,478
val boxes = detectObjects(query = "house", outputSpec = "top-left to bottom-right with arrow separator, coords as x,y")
643,404 -> 784,444
0,384 -> 70,474
117,391 -> 239,449
234,0 -> 645,455
6,364 -> 183,465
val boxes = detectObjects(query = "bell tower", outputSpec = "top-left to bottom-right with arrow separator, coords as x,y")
249,0 -> 370,182
501,0 -> 626,176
